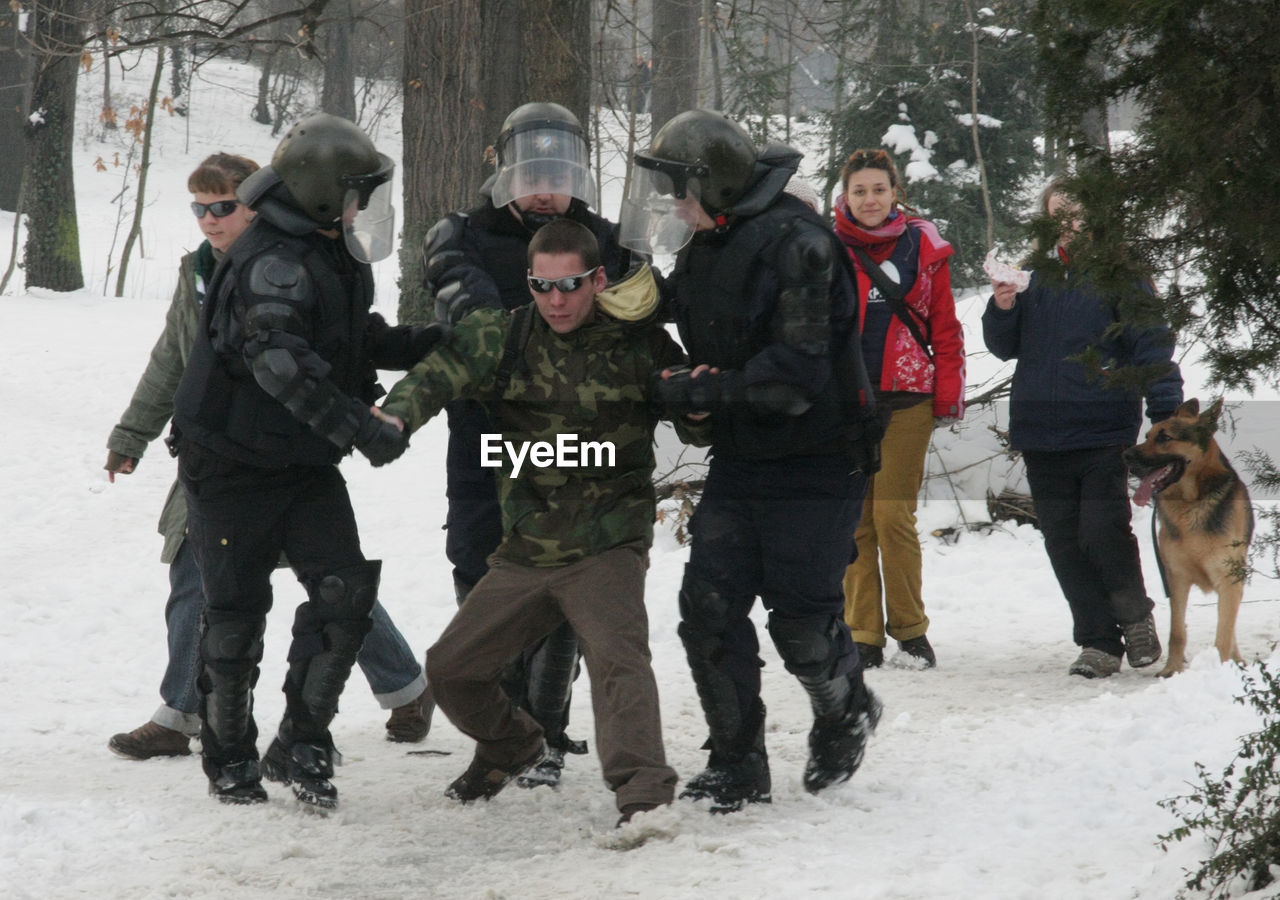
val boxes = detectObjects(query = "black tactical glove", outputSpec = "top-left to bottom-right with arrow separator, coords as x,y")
353,409 -> 409,467
409,322 -> 448,361
651,366 -> 723,418
844,404 -> 891,476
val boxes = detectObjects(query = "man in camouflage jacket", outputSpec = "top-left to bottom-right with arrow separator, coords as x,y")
378,220 -> 696,822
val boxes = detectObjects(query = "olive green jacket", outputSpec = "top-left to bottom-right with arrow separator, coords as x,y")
382,307 -> 701,567
107,246 -> 212,563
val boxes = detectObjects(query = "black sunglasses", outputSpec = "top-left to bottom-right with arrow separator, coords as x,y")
190,200 -> 239,219
527,267 -> 599,294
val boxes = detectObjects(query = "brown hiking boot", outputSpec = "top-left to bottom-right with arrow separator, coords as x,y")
445,742 -> 546,803
385,687 -> 435,743
108,721 -> 192,760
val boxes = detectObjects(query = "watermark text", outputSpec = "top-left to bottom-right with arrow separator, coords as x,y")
480,433 -> 616,477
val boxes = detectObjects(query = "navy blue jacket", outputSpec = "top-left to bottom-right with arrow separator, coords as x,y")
982,267 -> 1183,452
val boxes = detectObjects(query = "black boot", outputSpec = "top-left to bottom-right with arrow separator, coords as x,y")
514,622 -> 584,789
679,699 -> 772,813
277,561 -> 379,809
800,672 -> 883,794
199,615 -> 266,805
261,733 -> 342,810
207,759 -> 268,805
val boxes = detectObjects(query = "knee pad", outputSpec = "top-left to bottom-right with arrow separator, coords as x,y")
678,568 -> 735,635
768,613 -> 855,679
679,568 -> 764,699
199,613 -> 266,677
311,560 -> 381,621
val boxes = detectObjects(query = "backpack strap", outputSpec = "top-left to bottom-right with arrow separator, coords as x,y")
851,241 -> 933,362
493,302 -> 535,396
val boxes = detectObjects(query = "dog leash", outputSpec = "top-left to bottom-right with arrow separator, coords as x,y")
1150,510 -> 1171,598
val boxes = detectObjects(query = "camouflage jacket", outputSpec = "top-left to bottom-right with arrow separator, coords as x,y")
381,307 -> 696,567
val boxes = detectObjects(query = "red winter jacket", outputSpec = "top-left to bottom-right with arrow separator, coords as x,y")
835,201 -> 966,419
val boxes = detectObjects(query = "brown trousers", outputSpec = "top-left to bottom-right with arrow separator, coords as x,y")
844,398 -> 934,646
425,542 -> 677,809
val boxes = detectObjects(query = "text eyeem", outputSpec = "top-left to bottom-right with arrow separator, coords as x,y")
480,433 -> 617,478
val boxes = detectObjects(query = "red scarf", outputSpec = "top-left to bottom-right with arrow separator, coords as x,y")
834,194 -> 908,263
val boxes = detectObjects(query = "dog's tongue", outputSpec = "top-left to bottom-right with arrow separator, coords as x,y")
1133,467 -> 1169,507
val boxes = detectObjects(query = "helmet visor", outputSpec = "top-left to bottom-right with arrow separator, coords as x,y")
490,129 -> 596,208
618,164 -> 705,256
344,177 -> 395,263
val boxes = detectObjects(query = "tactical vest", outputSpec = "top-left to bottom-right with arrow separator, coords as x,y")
173,220 -> 375,468
673,195 -> 877,461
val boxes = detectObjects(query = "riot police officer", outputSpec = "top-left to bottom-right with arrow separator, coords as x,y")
622,109 -> 885,812
421,102 -> 631,787
173,114 -> 424,808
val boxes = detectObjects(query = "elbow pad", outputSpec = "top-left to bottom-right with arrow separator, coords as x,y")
774,227 -> 835,355
249,348 -> 363,449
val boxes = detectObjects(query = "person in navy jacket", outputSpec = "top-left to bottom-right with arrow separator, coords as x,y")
982,177 -> 1183,678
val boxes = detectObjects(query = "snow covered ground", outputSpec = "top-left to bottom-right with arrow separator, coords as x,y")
2,54 -> 1279,900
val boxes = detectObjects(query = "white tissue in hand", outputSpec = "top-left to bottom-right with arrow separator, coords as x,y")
983,249 -> 1030,292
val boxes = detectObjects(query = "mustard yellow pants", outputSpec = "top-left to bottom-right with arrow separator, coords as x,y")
843,399 -> 934,646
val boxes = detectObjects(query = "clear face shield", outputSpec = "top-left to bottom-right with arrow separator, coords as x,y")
618,158 -> 708,256
342,159 -> 395,263
490,129 -> 596,208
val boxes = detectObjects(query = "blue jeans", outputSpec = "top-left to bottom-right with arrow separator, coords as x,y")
153,541 -> 204,735
150,542 -> 425,734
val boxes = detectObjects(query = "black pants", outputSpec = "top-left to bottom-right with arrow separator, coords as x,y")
179,444 -> 366,618
683,454 -> 867,719
1023,446 -> 1152,656
179,442 -> 369,761
444,399 -> 504,589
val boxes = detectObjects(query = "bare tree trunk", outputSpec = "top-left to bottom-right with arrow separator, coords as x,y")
100,23 -> 116,134
1079,48 -> 1110,154
320,0 -> 356,121
23,0 -> 83,292
253,47 -> 276,124
399,0 -> 488,324
0,7 -> 31,211
651,0 -> 699,133
964,0 -> 994,250
480,0 -> 526,154
524,0 -> 592,123
115,47 -> 164,297
400,0 -> 596,324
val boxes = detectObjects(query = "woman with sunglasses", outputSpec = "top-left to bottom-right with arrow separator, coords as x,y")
105,153 -> 433,763
836,148 -> 966,671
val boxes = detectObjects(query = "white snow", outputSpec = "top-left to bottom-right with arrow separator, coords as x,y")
2,53 -> 1279,900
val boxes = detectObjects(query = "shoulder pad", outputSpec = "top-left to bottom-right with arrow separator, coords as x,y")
247,253 -> 310,303
778,223 -> 835,280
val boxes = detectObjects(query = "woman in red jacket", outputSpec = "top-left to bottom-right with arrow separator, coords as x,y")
836,148 -> 966,669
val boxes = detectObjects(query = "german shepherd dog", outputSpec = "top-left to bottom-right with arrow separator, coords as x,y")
1123,398 -> 1253,677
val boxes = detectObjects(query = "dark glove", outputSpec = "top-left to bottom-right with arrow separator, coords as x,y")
409,322 -> 448,361
353,410 -> 409,467
651,366 -> 723,417
104,450 -> 138,476
366,311 -> 391,345
844,404 -> 891,476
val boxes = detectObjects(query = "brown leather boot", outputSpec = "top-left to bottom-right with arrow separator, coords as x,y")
385,686 -> 435,743
108,721 -> 192,760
